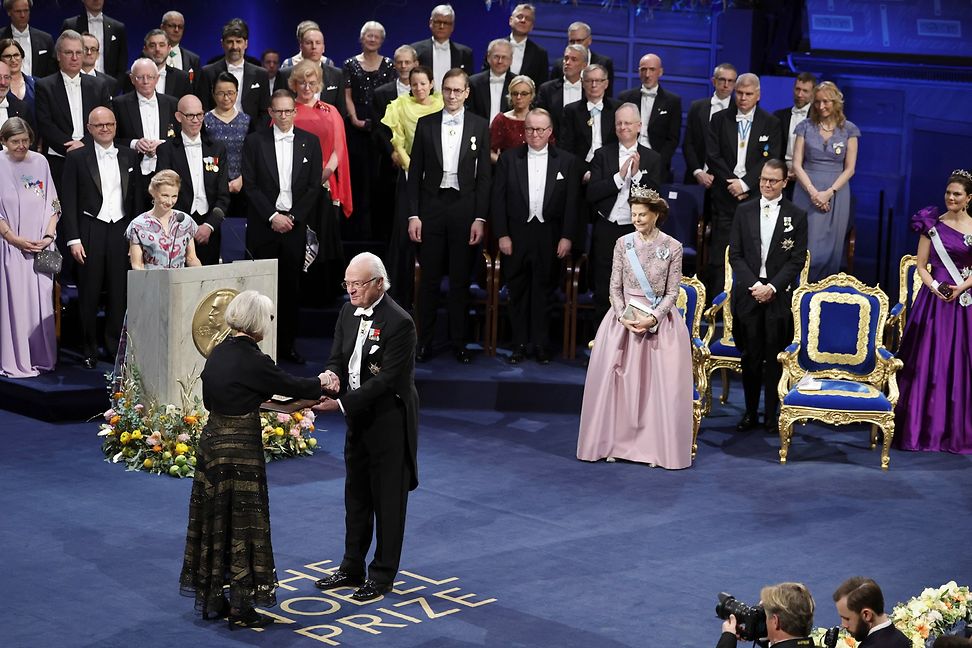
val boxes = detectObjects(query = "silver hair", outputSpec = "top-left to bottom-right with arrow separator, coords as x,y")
360,21 -> 386,41
487,38 -> 513,56
225,290 -> 275,339
394,44 -> 418,61
349,252 -> 391,292
0,116 -> 33,144
616,102 -> 641,121
161,10 -> 183,24
565,43 -> 588,58
56,29 -> 83,54
567,21 -> 590,37
430,4 -> 455,19
581,63 -> 607,80
130,57 -> 157,75
736,72 -> 760,89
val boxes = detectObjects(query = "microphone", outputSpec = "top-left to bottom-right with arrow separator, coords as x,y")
175,211 -> 185,223
211,206 -> 226,226
221,213 -> 256,262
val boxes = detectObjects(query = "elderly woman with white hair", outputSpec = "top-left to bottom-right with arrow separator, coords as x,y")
180,290 -> 326,628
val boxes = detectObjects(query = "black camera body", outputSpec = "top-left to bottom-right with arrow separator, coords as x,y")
716,592 -> 769,643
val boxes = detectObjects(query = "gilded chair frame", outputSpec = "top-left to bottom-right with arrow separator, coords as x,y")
883,254 -> 926,353
678,275 -> 709,459
776,273 -> 903,470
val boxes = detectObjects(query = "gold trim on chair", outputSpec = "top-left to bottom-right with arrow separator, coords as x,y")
679,275 -> 709,459
807,292 -> 871,365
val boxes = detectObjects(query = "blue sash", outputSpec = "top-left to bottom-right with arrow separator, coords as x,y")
624,233 -> 662,308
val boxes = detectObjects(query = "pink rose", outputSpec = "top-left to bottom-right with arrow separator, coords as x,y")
276,412 -> 291,424
289,429 -> 301,438
103,408 -> 116,421
177,433 -> 191,443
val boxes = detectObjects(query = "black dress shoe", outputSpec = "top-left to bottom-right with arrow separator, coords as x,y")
228,607 -> 274,629
736,412 -> 759,431
315,570 -> 364,590
455,348 -> 472,364
351,579 -> 393,602
284,348 -> 306,365
82,356 -> 98,370
535,347 -> 551,364
508,345 -> 528,364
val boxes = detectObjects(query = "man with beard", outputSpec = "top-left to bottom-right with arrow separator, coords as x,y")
832,578 -> 910,648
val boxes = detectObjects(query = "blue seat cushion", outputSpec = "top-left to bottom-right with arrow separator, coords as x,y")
693,387 -> 700,401
709,338 -> 740,358
783,379 -> 892,412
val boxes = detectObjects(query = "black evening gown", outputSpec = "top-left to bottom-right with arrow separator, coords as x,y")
179,335 -> 321,614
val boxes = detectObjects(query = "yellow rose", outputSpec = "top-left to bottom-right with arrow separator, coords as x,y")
175,443 -> 190,455
120,432 -> 131,444
292,412 -> 303,421
131,429 -> 143,440
143,458 -> 154,469
274,427 -> 285,436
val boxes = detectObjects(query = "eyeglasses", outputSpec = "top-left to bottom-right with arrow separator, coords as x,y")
759,177 -> 785,185
88,122 -> 117,130
441,87 -> 466,95
163,23 -> 185,30
133,74 -> 159,82
83,46 -> 100,54
214,90 -> 237,98
341,277 -> 379,291
509,90 -> 532,98
180,112 -> 205,121
524,126 -> 550,135
0,52 -> 22,60
583,78 -> 608,85
431,20 -> 454,27
269,108 -> 296,116
715,76 -> 736,85
298,80 -> 318,88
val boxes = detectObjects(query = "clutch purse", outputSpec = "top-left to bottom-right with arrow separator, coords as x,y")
33,247 -> 63,274
621,299 -> 659,333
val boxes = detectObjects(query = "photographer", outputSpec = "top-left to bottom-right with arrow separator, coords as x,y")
718,582 -> 816,648
832,577 -> 910,647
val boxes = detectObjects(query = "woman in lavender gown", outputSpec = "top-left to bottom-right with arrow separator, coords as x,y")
792,81 -> 860,281
0,118 -> 59,377
895,170 -> 972,454
577,186 -> 694,469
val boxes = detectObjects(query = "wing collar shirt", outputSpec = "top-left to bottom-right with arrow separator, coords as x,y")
227,62 -> 245,111
586,100 -> 604,162
527,145 -> 548,222
757,195 -> 781,282
155,65 -> 167,95
709,92 -> 729,121
87,12 -> 105,73
272,125 -> 294,213
137,93 -> 161,175
432,39 -> 450,91
395,78 -> 410,97
440,108 -> 463,190
733,109 -> 754,188
347,293 -> 385,392
95,144 -> 124,224
11,26 -> 31,76
49,72 -> 84,157
785,104 -> 809,162
182,133 -> 210,219
168,45 -> 183,70
0,95 -> 7,124
488,72 -> 506,124
608,142 -> 644,225
563,77 -> 582,107
509,35 -> 526,74
639,85 -> 658,148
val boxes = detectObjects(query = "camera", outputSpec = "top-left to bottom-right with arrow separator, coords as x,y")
821,626 -> 841,648
716,592 -> 768,643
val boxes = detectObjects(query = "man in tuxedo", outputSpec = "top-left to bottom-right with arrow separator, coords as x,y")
537,44 -> 586,139
0,0 -> 55,78
682,62 -> 737,185
114,58 -> 178,201
196,19 -> 271,125
466,38 -> 513,125
373,45 -> 417,123
60,106 -> 139,369
504,3 -> 549,89
560,64 -> 618,176
160,11 -> 200,79
35,30 -> 112,187
551,21 -> 614,97
728,159 -> 806,433
587,102 -> 662,323
79,32 -> 117,96
717,582 -> 815,648
241,90 -> 322,364
773,72 -> 816,198
832,577 -> 911,648
275,26 -> 345,116
313,252 -> 419,603
0,61 -> 30,128
407,68 -> 491,364
411,4 -> 474,90
261,49 -> 280,97
492,109 -> 580,363
618,53 -> 682,182
706,72 -> 782,299
60,0 -> 128,82
156,94 -> 229,266
134,29 -> 192,99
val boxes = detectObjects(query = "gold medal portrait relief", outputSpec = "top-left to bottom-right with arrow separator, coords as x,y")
192,289 -> 239,357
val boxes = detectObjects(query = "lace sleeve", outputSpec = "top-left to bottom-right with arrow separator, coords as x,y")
651,240 -> 683,321
609,237 -> 627,319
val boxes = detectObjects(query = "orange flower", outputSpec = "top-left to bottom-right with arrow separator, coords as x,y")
183,415 -> 198,425
109,415 -> 121,426
292,412 -> 303,421
113,391 -> 124,400
153,445 -> 162,452
915,622 -> 930,639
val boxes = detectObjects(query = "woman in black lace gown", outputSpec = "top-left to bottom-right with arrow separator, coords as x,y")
179,290 -> 324,628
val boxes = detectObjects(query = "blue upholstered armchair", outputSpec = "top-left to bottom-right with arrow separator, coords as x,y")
677,275 -> 709,459
776,273 -> 903,470
884,254 -> 925,353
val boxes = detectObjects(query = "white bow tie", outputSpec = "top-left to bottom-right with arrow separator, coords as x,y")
97,147 -> 118,160
443,114 -> 463,126
275,133 -> 294,142
64,76 -> 81,88
433,41 -> 449,51
227,64 -> 244,74
736,113 -> 754,123
528,147 -> 547,158
183,140 -> 201,148
0,98 -> 7,109
641,87 -> 658,98
354,306 -> 374,318
11,27 -> 28,38
587,102 -> 602,114
490,75 -> 505,84
139,96 -> 157,107
88,14 -> 103,23
711,97 -> 727,108
792,106 -> 808,116
510,39 -> 525,50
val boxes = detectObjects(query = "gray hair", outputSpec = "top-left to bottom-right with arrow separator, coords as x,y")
4,0 -> 31,10
565,43 -> 588,59
487,38 -> 513,57
349,252 -> 390,292
0,116 -> 33,144
394,44 -> 418,61
567,21 -> 590,37
225,290 -> 275,338
581,63 -> 607,80
161,10 -> 183,24
130,57 -> 157,75
56,29 -> 83,54
430,4 -> 455,19
360,21 -> 386,40
736,72 -> 760,89
615,102 -> 641,121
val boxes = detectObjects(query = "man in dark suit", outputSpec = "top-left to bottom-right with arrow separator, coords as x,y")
682,62 -> 737,185
728,159 -> 806,433
550,21 -> 614,97
61,0 -> 128,82
492,109 -> 580,363
60,106 -> 139,368
196,19 -> 271,125
773,71 -> 816,199
706,72 -> 782,299
618,53 -> 682,182
717,582 -> 816,648
505,3 -> 549,90
261,49 -> 280,97
160,11 -> 200,79
241,90 -> 322,364
832,577 -> 912,648
407,69 -> 491,364
313,252 -> 419,603
0,60 -> 30,128
35,30 -> 112,186
537,44 -> 586,139
411,4 -> 474,90
560,64 -> 618,176
130,29 -> 192,99
373,45 -> 417,124
275,26 -> 346,117
113,58 -> 178,201
156,94 -> 229,266
587,102 -> 662,324
466,38 -> 513,125
0,0 -> 55,78
79,32 -> 118,96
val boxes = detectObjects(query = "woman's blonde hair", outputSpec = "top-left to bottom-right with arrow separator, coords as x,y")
288,58 -> 323,93
149,169 -> 181,194
809,81 -> 846,129
506,75 -> 535,104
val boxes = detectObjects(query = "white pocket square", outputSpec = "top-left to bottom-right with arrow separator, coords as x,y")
302,157 -> 308,163
38,49 -> 48,55
556,171 -> 565,180
758,135 -> 769,142
369,346 -> 380,355
326,85 -> 337,91
128,167 -> 134,172
250,83 -> 260,89
659,110 -> 668,115
110,35 -> 117,41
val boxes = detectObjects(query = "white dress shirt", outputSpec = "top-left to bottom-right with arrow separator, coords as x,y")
49,72 -> 84,157
488,73 -> 505,124
527,145 -> 548,222
757,196 -> 781,280
347,294 -> 384,391
563,78 -> 582,107
136,93 -> 161,175
785,105 -> 809,163
440,109 -> 463,190
431,39 -> 451,91
87,12 -> 105,73
272,125 -> 294,213
182,133 -> 210,218
155,65 -> 167,95
509,35 -> 526,74
0,96 -> 8,124
733,109 -> 754,188
227,62 -> 245,112
395,79 -> 410,97
709,93 -> 730,121
639,85 -> 658,148
586,100 -> 603,163
168,45 -> 183,70
11,26 -> 32,76
95,145 -> 124,224
608,143 -> 644,225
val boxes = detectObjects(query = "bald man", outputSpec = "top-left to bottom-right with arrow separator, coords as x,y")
618,53 -> 682,181
155,94 -> 230,265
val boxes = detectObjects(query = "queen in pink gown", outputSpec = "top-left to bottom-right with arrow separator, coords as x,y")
577,188 -> 694,469
0,119 -> 60,378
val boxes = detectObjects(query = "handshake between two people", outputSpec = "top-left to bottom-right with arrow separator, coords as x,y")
313,371 -> 341,413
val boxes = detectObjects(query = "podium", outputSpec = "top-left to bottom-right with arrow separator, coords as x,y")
125,260 -> 278,406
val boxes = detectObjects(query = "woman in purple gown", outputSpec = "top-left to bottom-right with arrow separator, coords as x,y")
577,186 -> 694,469
0,117 -> 59,377
895,170 -> 972,454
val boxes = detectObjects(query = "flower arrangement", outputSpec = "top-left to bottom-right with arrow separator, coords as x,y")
811,582 -> 970,648
261,409 -> 318,462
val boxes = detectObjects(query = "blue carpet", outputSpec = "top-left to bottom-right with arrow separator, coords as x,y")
2,385 -> 971,647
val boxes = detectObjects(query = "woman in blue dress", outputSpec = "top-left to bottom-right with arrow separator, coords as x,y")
791,81 -> 860,281
202,72 -> 251,214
